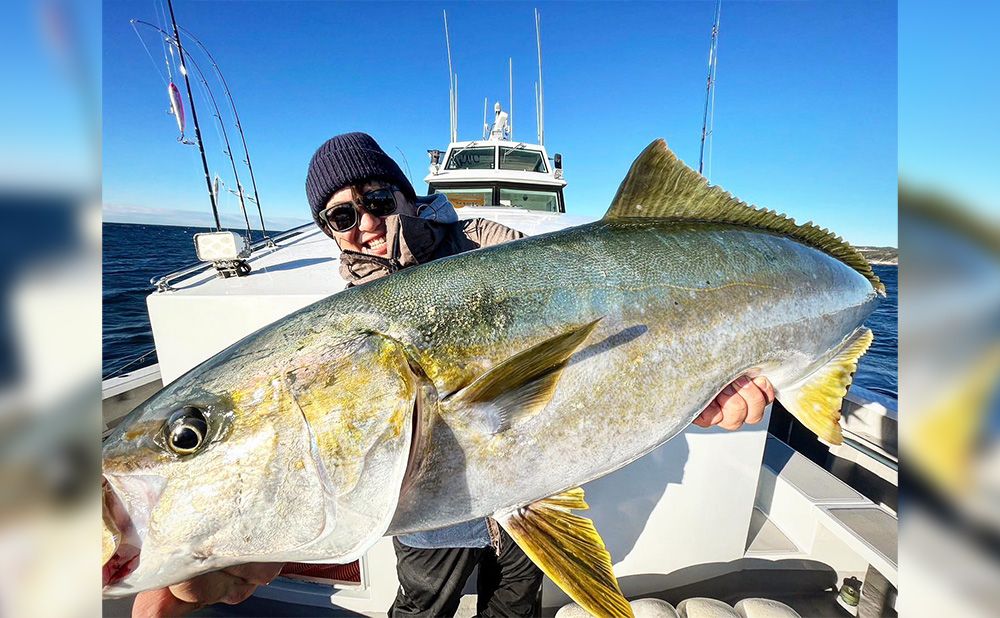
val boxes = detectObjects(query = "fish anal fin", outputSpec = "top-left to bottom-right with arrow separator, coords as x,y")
448,319 -> 601,433
777,327 -> 874,445
495,488 -> 634,618
604,139 -> 885,296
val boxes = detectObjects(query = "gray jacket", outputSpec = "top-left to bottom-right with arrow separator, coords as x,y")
335,195 -> 523,548
338,194 -> 524,287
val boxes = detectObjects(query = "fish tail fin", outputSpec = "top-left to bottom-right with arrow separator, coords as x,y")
775,327 -> 874,445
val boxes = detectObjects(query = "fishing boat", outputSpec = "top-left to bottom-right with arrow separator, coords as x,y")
103,4 -> 897,616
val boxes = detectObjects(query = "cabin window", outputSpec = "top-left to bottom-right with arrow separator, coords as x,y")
498,187 -> 560,212
445,147 -> 496,170
499,148 -> 548,172
437,187 -> 493,208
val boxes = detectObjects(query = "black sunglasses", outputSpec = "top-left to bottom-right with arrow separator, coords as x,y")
320,187 -> 398,233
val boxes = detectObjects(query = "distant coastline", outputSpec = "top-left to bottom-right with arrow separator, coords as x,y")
858,246 -> 898,265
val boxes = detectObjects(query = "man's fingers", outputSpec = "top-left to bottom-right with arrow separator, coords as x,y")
752,376 -> 776,404
694,375 -> 777,430
168,571 -> 243,605
735,376 -> 767,425
715,383 -> 749,430
693,401 -> 723,427
132,565 -> 277,617
222,562 -> 283,586
220,582 -> 258,605
132,588 -> 201,618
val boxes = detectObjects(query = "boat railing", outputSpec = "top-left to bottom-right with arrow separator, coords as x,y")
841,384 -> 898,469
150,222 -> 314,292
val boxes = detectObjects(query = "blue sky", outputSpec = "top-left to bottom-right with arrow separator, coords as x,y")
899,1 -> 999,217
103,1 -> 897,246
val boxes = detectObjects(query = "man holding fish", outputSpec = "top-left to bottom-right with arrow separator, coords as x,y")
127,133 -> 774,617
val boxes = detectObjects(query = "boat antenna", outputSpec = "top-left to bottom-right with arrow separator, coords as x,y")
443,10 -> 457,142
482,97 -> 488,139
178,25 -> 271,245
165,0 -> 221,230
535,8 -> 544,146
534,81 -> 539,144
509,57 -> 513,140
698,0 -> 722,178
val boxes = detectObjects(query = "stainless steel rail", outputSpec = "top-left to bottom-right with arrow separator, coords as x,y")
149,223 -> 314,292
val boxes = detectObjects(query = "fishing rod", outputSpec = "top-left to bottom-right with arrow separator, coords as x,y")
132,19 -> 253,241
165,0 -> 221,230
183,48 -> 253,240
178,24 -> 272,245
698,0 -> 722,178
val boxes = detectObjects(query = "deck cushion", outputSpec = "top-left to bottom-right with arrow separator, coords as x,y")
734,598 -> 801,618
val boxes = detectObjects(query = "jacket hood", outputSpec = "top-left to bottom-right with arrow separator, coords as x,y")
338,214 -> 452,286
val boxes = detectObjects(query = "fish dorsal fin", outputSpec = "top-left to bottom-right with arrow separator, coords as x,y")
775,327 -> 874,445
495,488 -> 634,618
447,319 -> 601,433
605,139 -> 885,295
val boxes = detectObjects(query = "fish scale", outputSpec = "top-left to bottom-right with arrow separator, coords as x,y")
372,220 -> 877,534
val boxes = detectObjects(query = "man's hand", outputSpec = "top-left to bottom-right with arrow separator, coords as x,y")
692,376 -> 775,430
131,563 -> 283,618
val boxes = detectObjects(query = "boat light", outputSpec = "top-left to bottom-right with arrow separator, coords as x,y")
193,231 -> 250,263
554,152 -> 563,179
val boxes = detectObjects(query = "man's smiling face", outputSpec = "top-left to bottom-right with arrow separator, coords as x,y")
325,181 -> 416,256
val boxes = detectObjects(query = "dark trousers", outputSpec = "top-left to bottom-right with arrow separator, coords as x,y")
388,529 -> 543,617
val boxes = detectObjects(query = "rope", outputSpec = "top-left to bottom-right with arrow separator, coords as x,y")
156,0 -> 174,81
130,21 -> 168,87
103,346 -> 157,381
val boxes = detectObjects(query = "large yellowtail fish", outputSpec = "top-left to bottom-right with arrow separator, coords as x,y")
103,140 -> 883,617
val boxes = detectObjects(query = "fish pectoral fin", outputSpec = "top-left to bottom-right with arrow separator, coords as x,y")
447,319 -> 601,433
494,488 -> 634,618
776,327 -> 874,445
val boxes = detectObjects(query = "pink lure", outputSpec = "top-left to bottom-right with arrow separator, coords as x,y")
168,82 -> 185,137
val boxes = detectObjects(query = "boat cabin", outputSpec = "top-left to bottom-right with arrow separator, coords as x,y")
424,139 -> 566,213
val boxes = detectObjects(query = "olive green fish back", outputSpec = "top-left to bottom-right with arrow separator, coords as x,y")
605,139 -> 885,295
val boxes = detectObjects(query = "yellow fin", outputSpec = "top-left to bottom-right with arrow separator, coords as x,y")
777,327 -> 874,445
495,488 -> 634,618
604,139 -> 885,295
447,319 -> 601,433
912,345 -> 1000,495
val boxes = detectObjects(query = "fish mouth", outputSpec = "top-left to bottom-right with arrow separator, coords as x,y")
102,478 -> 141,589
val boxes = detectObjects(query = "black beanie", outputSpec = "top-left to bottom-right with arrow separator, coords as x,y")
305,132 -> 417,228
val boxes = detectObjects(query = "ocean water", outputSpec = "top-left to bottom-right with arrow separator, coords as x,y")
855,264 -> 897,399
102,223 -> 898,399
102,222 -> 271,379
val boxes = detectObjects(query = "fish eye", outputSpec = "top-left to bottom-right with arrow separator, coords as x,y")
165,407 -> 209,456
